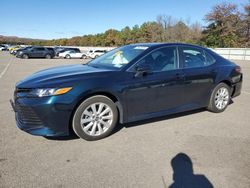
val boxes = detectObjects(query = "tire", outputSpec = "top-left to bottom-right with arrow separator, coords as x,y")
22,54 -> 29,59
72,95 -> 118,141
207,83 -> 231,113
65,55 -> 71,59
45,54 -> 51,59
81,55 -> 87,59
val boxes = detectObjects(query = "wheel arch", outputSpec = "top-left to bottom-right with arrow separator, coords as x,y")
220,80 -> 232,87
218,79 -> 234,96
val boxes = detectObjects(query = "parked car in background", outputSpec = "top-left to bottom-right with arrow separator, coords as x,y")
9,46 -> 22,54
56,48 -> 81,56
16,46 -> 55,59
87,49 -> 107,59
0,44 -> 7,51
58,50 -> 87,59
11,43 -> 242,141
13,46 -> 33,55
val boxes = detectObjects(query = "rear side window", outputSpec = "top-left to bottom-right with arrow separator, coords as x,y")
181,47 -> 216,68
181,47 -> 206,68
46,48 -> 54,52
33,47 -> 45,51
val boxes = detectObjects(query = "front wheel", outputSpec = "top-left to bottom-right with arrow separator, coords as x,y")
22,54 -> 29,59
81,55 -> 87,59
72,95 -> 118,141
207,83 -> 231,113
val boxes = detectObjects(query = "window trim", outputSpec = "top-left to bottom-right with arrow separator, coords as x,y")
127,45 -> 180,73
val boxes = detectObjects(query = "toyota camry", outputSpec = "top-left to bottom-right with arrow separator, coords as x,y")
10,43 -> 242,140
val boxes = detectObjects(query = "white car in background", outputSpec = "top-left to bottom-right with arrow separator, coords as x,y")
87,49 -> 107,59
0,44 -> 8,51
58,50 -> 87,59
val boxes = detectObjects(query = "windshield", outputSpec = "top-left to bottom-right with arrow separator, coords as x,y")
88,45 -> 149,69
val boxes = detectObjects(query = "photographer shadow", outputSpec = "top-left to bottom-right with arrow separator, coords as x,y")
168,153 -> 213,188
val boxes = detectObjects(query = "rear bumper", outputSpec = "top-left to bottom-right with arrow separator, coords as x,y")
10,96 -> 74,137
232,80 -> 242,98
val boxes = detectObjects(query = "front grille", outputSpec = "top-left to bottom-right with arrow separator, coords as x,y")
16,88 -> 31,93
14,88 -> 32,99
15,103 -> 43,126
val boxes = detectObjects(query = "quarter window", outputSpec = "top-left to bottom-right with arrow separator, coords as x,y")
136,47 -> 178,72
204,51 -> 216,65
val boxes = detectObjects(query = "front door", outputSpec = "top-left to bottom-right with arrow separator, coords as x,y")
124,46 -> 186,121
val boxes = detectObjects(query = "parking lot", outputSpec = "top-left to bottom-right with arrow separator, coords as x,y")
0,51 -> 250,188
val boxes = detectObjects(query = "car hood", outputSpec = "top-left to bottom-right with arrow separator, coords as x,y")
16,64 -> 111,88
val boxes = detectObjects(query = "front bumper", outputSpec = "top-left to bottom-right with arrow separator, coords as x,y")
10,95 -> 75,137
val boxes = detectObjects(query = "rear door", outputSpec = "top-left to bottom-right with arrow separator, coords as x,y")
31,47 -> 45,57
179,46 -> 216,107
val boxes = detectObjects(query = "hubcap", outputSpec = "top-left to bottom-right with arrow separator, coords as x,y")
80,102 -> 113,136
215,87 -> 229,110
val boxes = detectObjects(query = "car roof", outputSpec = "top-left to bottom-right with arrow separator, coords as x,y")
128,42 -> 206,49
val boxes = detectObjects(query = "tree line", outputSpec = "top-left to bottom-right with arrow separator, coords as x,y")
1,2 -> 249,48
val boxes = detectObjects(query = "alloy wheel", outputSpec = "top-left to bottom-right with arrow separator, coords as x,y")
214,87 -> 229,110
80,102 -> 113,136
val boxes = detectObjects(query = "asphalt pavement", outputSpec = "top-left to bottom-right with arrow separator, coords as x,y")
0,51 -> 249,188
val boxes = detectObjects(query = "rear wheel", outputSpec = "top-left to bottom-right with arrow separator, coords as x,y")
207,83 -> 231,113
65,55 -> 71,59
45,54 -> 51,59
72,95 -> 118,141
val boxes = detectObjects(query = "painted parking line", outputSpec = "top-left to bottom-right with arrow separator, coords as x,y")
0,62 -> 11,78
0,55 -> 14,79
242,91 -> 250,95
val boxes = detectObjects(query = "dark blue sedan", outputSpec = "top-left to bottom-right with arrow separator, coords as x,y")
11,43 -> 242,140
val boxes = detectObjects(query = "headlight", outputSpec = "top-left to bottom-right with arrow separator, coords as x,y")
30,87 -> 72,97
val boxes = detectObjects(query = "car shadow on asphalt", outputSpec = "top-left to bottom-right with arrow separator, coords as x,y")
165,153 -> 214,188
43,108 -> 207,141
115,108 -> 206,132
44,103 -> 233,141
44,133 -> 79,141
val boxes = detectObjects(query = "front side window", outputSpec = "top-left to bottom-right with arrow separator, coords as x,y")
88,45 -> 149,69
136,46 -> 178,72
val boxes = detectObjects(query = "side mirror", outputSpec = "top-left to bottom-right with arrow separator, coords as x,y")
134,65 -> 151,78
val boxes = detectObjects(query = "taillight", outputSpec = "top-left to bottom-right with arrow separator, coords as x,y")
235,66 -> 241,73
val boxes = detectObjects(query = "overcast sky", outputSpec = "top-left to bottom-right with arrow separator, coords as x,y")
0,0 -> 248,39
